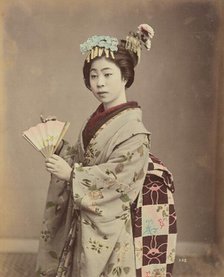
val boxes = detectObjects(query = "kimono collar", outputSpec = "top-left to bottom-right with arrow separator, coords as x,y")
94,101 -> 139,119
82,101 -> 140,150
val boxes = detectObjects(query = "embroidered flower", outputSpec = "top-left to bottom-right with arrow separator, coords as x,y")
87,238 -> 109,254
102,177 -> 117,188
88,190 -> 104,200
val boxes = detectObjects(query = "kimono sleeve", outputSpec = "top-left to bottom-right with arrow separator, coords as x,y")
71,133 -> 150,222
55,139 -> 79,166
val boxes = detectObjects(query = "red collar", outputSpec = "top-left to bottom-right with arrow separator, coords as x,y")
82,101 -> 140,150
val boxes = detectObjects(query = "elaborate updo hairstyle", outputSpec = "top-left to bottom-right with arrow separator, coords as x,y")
81,24 -> 154,90
83,39 -> 138,90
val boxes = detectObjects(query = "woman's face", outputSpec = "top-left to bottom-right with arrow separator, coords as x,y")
89,57 -> 127,109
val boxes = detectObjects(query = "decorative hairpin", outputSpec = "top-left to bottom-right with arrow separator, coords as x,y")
80,24 -> 154,63
137,24 -> 155,50
125,24 -> 155,63
80,35 -> 119,62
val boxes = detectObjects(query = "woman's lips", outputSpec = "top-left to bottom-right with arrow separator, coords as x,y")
97,91 -> 108,95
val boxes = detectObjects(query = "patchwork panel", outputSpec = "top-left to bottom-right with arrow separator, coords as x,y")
132,153 -> 177,276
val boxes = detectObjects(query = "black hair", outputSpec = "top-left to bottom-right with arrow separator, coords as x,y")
83,40 -> 138,90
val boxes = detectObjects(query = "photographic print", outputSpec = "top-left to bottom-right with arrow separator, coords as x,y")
0,0 -> 223,276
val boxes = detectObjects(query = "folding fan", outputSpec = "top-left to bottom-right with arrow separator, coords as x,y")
22,120 -> 70,158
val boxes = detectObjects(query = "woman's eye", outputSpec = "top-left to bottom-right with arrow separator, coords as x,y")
90,75 -> 98,79
104,73 -> 112,77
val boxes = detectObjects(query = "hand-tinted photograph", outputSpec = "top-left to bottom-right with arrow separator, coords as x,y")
0,0 -> 223,276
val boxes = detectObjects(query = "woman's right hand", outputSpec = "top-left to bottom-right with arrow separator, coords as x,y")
45,154 -> 73,181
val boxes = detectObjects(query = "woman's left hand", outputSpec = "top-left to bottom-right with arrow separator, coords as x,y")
45,154 -> 72,181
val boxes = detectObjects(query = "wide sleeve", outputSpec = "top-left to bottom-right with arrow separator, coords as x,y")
68,133 -> 150,277
54,139 -> 79,166
71,133 -> 150,222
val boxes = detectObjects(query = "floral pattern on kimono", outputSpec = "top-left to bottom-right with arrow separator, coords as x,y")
36,107 -> 151,277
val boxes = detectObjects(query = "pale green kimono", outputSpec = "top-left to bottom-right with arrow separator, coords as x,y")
36,107 -> 150,277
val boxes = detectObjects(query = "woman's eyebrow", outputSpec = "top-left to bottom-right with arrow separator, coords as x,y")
90,67 -> 112,72
101,67 -> 112,71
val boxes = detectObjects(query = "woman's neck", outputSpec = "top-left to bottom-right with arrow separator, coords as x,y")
103,94 -> 127,111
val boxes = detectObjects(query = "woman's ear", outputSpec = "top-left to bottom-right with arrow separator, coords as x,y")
122,78 -> 128,86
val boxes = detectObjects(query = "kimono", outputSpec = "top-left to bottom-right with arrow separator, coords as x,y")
36,103 -> 177,277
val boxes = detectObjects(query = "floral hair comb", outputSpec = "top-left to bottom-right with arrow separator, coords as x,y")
80,35 -> 119,62
125,24 -> 155,63
80,24 -> 154,63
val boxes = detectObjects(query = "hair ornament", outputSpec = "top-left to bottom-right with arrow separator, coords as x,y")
80,24 -> 154,63
125,32 -> 142,62
80,35 -> 119,62
125,23 -> 155,64
137,24 -> 155,50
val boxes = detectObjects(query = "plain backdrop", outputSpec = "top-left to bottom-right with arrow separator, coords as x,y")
0,0 -> 221,257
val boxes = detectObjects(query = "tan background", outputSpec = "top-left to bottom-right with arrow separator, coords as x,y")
0,0 -> 223,258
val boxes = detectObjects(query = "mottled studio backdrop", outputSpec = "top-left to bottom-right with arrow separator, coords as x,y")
0,0 -> 223,258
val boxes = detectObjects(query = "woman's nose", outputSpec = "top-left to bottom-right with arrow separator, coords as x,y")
97,76 -> 105,87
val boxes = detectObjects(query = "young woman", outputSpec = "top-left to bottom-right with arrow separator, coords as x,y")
36,25 -> 177,277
